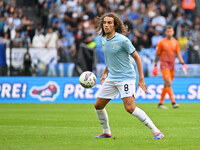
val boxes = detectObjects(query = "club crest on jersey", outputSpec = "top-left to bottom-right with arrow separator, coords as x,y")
112,44 -> 116,48
30,81 -> 60,102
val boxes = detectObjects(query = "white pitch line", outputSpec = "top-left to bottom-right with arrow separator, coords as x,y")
1,126 -> 200,130
0,125 -> 99,129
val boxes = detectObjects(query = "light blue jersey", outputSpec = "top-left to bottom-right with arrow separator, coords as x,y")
101,32 -> 136,81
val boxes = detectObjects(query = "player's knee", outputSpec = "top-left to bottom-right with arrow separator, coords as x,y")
164,80 -> 171,87
94,103 -> 99,109
166,82 -> 171,87
125,106 -> 135,114
94,103 -> 104,110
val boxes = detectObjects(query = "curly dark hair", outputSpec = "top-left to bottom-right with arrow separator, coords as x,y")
95,12 -> 128,36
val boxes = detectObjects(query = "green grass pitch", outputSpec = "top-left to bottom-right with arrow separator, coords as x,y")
0,103 -> 200,150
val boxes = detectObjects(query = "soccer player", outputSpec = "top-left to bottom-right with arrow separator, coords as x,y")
152,25 -> 188,109
94,12 -> 164,139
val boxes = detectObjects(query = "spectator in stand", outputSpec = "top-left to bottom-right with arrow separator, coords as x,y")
178,31 -> 188,51
8,1 -> 16,14
21,52 -> 34,76
44,26 -> 58,49
132,36 -> 140,51
37,0 -> 45,17
67,12 -> 80,34
82,20 -> 95,48
35,23 -> 45,35
52,21 -> 62,37
193,16 -> 200,26
20,15 -> 32,30
128,6 -> 139,25
159,3 -> 168,18
133,17 -> 145,35
96,4 -> 105,17
26,24 -> 35,43
139,33 -> 151,50
138,7 -> 151,30
17,8 -> 23,19
146,2 -> 157,18
12,12 -> 21,30
0,43 -> 7,76
49,13 -> 61,26
23,32 -> 31,48
176,17 -> 191,39
170,0 -> 181,20
7,12 -> 14,25
110,0 -> 119,12
41,2 -> 49,29
124,13 -> 134,40
0,15 -> 6,37
73,24 -> 83,59
12,31 -> 23,47
57,36 -> 71,62
85,5 -> 95,21
131,0 -> 145,12
59,0 -> 68,19
63,7 -> 73,25
74,0 -> 83,15
151,10 -> 166,34
146,26 -> 155,46
9,23 -> 16,41
66,0 -> 77,9
124,14 -> 133,32
151,30 -> 163,48
49,2 -> 60,23
32,28 -> 45,48
182,15 -> 193,28
187,36 -> 200,64
0,33 -> 10,48
87,0 -> 96,13
23,0 -> 32,9
182,0 -> 196,19
190,24 -> 200,43
118,0 -> 131,11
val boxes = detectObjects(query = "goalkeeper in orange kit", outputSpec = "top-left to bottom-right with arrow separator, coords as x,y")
152,25 -> 188,109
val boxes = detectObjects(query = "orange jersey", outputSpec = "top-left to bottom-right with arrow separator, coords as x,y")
156,37 -> 181,70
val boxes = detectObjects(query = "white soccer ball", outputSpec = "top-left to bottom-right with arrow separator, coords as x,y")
79,71 -> 97,89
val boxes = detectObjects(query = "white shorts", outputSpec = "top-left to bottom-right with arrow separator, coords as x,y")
97,80 -> 136,99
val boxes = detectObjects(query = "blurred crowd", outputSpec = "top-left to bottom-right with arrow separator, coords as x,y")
0,0 -> 200,64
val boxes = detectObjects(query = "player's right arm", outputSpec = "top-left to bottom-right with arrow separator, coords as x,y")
152,42 -> 161,76
100,66 -> 109,84
154,53 -> 159,65
154,41 -> 162,65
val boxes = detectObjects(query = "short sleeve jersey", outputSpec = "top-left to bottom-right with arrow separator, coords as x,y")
101,33 -> 136,81
156,37 -> 181,70
156,37 -> 181,63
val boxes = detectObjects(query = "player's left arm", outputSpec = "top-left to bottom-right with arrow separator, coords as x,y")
131,51 -> 147,93
176,41 -> 188,74
177,52 -> 188,74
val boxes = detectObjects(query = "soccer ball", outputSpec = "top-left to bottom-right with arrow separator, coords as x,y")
79,71 -> 97,89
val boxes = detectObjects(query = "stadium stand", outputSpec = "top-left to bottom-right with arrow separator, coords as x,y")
0,0 -> 200,77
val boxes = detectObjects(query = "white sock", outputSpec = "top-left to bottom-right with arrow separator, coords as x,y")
95,108 -> 111,134
132,107 -> 160,134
